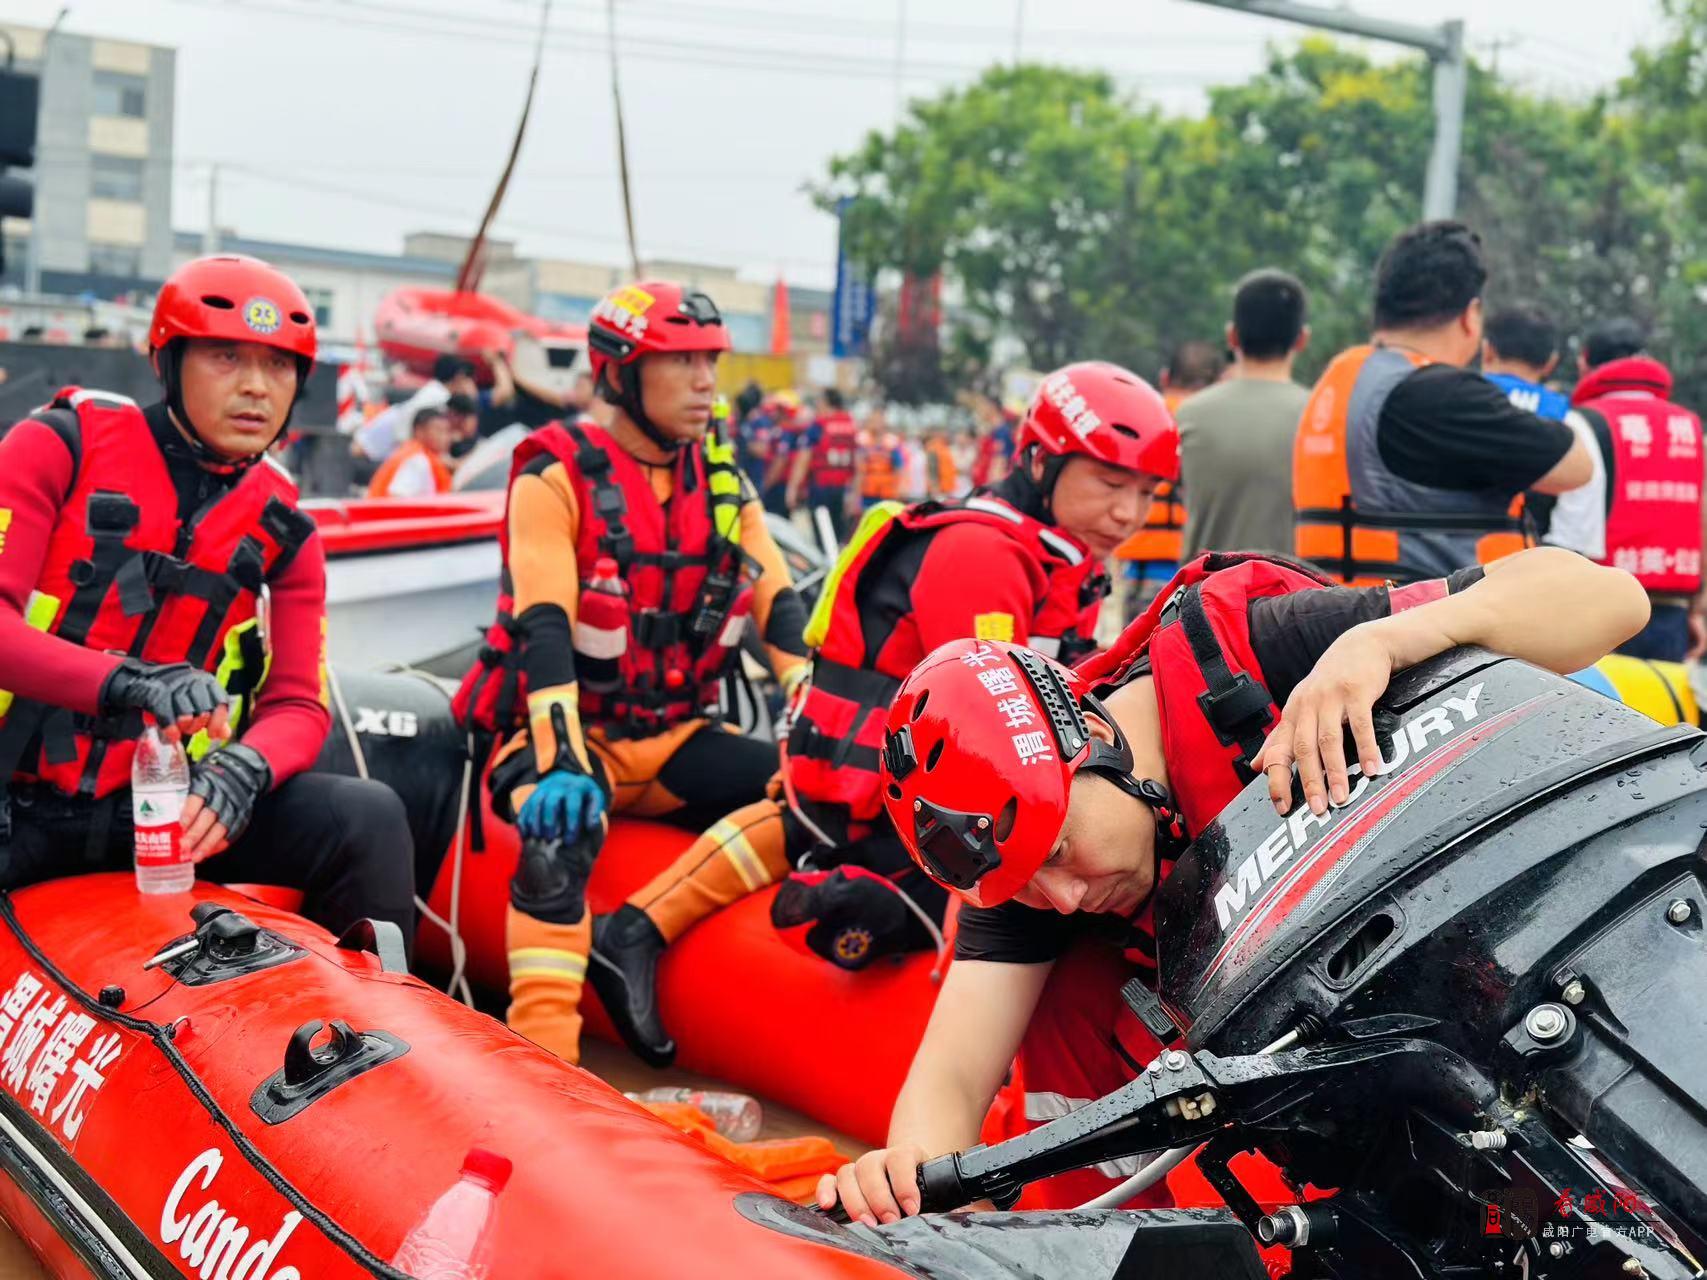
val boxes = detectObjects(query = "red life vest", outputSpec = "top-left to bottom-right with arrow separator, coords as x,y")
1074,553 -> 1335,975
809,412 -> 859,489
452,419 -> 752,740
1574,357 -> 1705,595
788,494 -> 1107,824
0,388 -> 314,801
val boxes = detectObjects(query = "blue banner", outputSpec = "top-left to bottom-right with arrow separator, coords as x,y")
831,197 -> 875,359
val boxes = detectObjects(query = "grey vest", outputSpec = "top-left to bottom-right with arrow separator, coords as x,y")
1337,347 -> 1525,583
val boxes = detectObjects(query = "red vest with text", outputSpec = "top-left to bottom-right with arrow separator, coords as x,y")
809,412 -> 859,489
788,494 -> 1107,824
1,388 -> 313,800
1574,357 -> 1705,595
452,419 -> 751,739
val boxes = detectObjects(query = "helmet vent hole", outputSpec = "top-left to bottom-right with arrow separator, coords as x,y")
994,797 -> 1017,842
925,738 -> 945,772
288,311 -> 311,325
886,783 -> 902,801
200,295 -> 236,310
911,690 -> 930,720
1109,424 -> 1142,442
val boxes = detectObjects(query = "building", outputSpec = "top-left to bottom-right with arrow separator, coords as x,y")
0,21 -> 175,296
171,231 -> 456,350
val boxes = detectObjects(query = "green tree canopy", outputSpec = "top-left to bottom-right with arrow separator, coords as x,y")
820,21 -> 1706,404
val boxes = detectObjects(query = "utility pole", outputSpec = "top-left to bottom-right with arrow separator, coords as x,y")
202,162 -> 220,254
1182,0 -> 1468,219
894,0 -> 907,122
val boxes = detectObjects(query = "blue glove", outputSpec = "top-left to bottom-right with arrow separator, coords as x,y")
516,769 -> 606,844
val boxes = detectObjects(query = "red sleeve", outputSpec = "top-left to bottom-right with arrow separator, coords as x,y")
240,533 -> 332,786
906,524 -> 1048,654
0,419 -> 122,713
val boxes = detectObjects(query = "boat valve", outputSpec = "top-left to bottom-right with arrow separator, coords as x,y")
143,903 -> 306,985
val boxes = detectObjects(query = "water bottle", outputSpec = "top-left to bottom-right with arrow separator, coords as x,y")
389,1148 -> 512,1280
573,557 -> 628,693
628,1088 -> 763,1143
132,725 -> 193,895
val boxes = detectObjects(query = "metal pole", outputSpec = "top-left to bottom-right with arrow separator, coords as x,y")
894,0 -> 906,121
1013,0 -> 1025,63
1422,20 -> 1466,221
1180,0 -> 1463,218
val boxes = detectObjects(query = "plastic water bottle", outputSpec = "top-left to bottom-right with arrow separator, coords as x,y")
389,1148 -> 512,1280
132,725 -> 193,895
573,557 -> 628,692
628,1088 -> 763,1142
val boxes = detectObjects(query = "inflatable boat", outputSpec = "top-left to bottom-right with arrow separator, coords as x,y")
373,288 -> 585,387
306,495 -> 504,671
0,877 -> 946,1280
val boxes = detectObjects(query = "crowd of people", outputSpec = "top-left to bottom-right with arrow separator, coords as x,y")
0,217 -> 1689,1231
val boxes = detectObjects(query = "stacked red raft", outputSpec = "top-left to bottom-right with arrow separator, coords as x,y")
0,876 -> 914,1280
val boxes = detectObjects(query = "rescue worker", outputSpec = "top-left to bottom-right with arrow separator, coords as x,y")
589,362 -> 1178,1068
923,429 -> 958,500
760,391 -> 808,515
821,545 -> 1647,1223
452,281 -> 810,1065
856,408 -> 904,509
366,405 -> 455,498
1293,221 -> 1594,585
1571,317 -> 1706,662
787,388 -> 859,541
1481,303 -> 1608,560
0,255 -> 415,938
968,396 -> 1015,490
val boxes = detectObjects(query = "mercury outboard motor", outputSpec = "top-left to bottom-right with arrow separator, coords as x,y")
882,649 -> 1707,1279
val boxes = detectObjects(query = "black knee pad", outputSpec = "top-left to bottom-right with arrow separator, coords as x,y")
510,835 -> 596,924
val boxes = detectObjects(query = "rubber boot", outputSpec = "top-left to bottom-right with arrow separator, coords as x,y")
589,905 -> 675,1068
505,905 -> 592,1064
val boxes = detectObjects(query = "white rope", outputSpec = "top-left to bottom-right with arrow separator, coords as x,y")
326,663 -> 476,1007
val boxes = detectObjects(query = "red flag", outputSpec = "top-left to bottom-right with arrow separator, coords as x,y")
770,277 -> 792,356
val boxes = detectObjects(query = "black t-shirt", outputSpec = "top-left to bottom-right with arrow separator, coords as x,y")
953,566 -> 1486,965
1378,365 -> 1575,495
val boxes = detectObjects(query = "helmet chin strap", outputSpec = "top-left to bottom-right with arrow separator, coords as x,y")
612,362 -> 686,454
157,341 -> 301,475
1079,692 -> 1189,859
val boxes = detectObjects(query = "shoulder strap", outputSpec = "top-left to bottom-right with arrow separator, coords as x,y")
560,418 -> 635,572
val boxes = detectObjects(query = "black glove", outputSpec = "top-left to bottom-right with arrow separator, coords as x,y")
187,743 -> 272,846
770,866 -> 939,970
100,659 -> 228,730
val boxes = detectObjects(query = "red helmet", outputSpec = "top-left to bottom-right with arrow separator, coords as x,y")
150,254 -> 318,364
1016,362 -> 1179,480
585,280 -> 732,383
878,638 -> 1184,908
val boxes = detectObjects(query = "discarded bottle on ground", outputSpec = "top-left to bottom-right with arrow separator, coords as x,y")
629,1088 -> 763,1142
132,725 -> 193,895
389,1148 -> 511,1280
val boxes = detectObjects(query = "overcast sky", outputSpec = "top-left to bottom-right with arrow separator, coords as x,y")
14,0 -> 1669,287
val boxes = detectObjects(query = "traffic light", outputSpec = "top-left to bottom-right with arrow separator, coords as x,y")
0,64 -> 40,275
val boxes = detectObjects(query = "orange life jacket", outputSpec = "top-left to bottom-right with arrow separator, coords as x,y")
0,388 -> 313,800
925,438 -> 958,494
366,438 -> 452,498
1293,345 -> 1529,586
858,432 -> 902,501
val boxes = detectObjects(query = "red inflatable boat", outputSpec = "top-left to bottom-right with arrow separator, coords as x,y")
373,288 -> 585,385
0,876 -> 924,1280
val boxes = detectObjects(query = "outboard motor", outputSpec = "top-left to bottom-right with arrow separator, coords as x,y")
892,650 -> 1707,1278
316,666 -> 471,896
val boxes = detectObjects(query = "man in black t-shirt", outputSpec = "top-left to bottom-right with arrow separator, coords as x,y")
1295,222 -> 1594,585
816,547 -> 1649,1224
